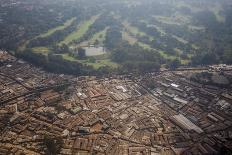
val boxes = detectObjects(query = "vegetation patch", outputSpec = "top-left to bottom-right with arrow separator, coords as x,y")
38,18 -> 76,38
60,16 -> 99,45
31,47 -> 50,55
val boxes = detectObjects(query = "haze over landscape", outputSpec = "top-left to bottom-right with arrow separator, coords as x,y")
0,0 -> 232,154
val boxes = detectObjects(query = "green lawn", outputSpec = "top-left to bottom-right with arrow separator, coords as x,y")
86,59 -> 119,69
31,47 -> 50,55
89,27 -> 108,44
152,25 -> 166,36
56,53 -> 78,61
210,4 -> 225,22
59,53 -> 118,69
122,31 -> 137,45
181,59 -> 190,65
172,35 -> 188,44
60,15 -> 99,45
18,40 -> 30,51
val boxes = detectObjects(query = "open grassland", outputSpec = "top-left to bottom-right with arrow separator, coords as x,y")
31,47 -> 50,55
86,59 -> 119,69
172,35 -> 188,44
18,40 -> 30,52
122,31 -> 137,45
79,27 -> 108,47
59,53 -> 119,69
153,13 -> 191,26
209,4 -> 225,22
60,15 -> 99,45
89,27 -> 108,45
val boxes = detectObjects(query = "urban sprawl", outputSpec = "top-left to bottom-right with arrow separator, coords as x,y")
0,51 -> 232,155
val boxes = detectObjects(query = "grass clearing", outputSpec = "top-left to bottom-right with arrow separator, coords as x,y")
188,25 -> 205,31
210,4 -> 225,23
59,53 -> 118,69
55,53 -> 79,62
122,31 -> 137,45
192,44 -> 199,50
18,40 -> 30,51
172,35 -> 188,44
86,59 -> 119,69
181,59 -> 190,65
31,47 -> 50,55
174,48 -> 183,54
89,27 -> 108,44
151,25 -> 166,36
60,15 -> 99,45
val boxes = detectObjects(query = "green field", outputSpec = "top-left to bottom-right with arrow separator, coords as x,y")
122,31 -> 137,45
60,15 -> 99,45
59,53 -> 118,69
31,47 -> 50,55
210,4 -> 225,22
153,13 -> 191,26
89,27 -> 108,44
172,35 -> 188,44
85,59 -> 119,69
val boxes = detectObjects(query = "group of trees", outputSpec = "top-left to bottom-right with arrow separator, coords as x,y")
0,0 -> 86,51
76,47 -> 86,59
105,26 -> 123,50
52,44 -> 70,54
75,14 -> 121,45
16,50 -> 84,75
43,135 -> 63,155
27,20 -> 79,48
2,0 -> 232,76
190,72 -> 231,88
190,8 -> 232,65
111,42 -> 162,73
16,49 -> 116,75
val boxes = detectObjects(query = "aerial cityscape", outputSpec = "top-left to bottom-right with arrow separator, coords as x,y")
1,51 -> 231,154
0,0 -> 232,154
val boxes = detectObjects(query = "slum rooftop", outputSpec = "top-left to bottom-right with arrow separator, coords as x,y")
0,51 -> 232,155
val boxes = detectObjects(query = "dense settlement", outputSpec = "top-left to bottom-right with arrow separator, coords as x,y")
0,51 -> 232,155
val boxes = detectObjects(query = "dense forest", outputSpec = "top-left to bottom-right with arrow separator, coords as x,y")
0,0 -> 232,75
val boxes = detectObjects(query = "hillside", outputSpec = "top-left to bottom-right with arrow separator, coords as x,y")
0,0 -> 232,75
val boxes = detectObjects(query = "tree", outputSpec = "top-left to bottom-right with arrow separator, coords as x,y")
78,48 -> 86,59
94,39 -> 99,46
168,58 -> 181,70
89,57 -> 96,63
60,44 -> 70,53
223,48 -> 232,64
43,135 -> 63,155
